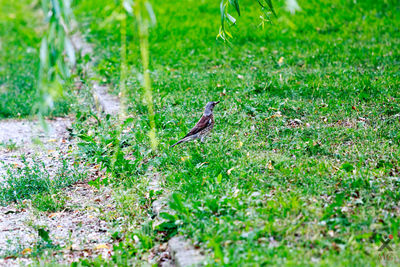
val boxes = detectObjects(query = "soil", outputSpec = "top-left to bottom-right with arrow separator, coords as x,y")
0,117 -> 116,265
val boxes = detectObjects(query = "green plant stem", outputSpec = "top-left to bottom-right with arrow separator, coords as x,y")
135,6 -> 158,150
119,11 -> 128,120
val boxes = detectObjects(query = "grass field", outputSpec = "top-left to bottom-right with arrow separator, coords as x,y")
1,0 -> 399,265
0,0 -> 75,118
71,0 -> 400,265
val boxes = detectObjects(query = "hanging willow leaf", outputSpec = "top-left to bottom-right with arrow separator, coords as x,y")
64,36 -> 75,65
229,0 -> 240,16
220,0 -> 225,32
145,1 -> 156,26
37,0 -> 75,121
123,0 -> 133,14
51,0 -> 62,18
226,13 -> 236,24
218,0 -> 279,40
40,39 -> 48,68
263,0 -> 276,16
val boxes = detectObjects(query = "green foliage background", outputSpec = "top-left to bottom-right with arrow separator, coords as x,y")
0,0 -> 74,118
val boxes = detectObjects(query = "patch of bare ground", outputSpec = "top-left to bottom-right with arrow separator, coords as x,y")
0,21 -> 121,266
0,117 -> 117,265
0,117 -> 73,179
0,182 -> 116,265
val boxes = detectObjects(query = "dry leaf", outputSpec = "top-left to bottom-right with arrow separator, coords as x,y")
267,161 -> 274,170
181,156 -> 189,161
94,244 -> 110,250
227,167 -> 235,175
198,162 -> 209,167
266,111 -> 282,121
22,248 -> 32,255
49,212 -> 60,219
233,188 -> 240,197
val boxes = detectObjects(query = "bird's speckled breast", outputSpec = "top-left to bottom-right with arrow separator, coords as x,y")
199,115 -> 214,136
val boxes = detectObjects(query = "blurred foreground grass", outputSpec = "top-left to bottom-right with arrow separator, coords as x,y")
0,0 -> 75,118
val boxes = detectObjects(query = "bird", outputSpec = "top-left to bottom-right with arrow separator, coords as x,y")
170,101 -> 220,147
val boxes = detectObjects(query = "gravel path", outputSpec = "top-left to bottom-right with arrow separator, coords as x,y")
0,117 -> 116,265
0,22 -> 122,266
0,182 -> 115,265
0,117 -> 72,181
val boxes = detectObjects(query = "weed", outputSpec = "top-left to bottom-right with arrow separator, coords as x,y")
0,157 -> 84,208
31,192 -> 67,213
0,140 -> 18,151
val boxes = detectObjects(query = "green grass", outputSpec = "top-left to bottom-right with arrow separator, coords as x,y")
0,0 -> 76,118
0,140 -> 18,151
0,157 -> 84,211
71,0 -> 400,265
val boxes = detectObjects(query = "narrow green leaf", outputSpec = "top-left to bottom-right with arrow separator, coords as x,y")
216,173 -> 222,184
226,13 -> 236,24
122,0 -> 133,14
229,0 -> 240,16
170,192 -> 186,214
64,36 -> 75,66
220,0 -> 225,31
40,38 -> 48,67
145,1 -> 156,26
77,134 -> 95,143
159,212 -> 176,221
51,0 -> 61,18
264,0 -> 276,16
41,0 -> 49,20
123,117 -> 134,126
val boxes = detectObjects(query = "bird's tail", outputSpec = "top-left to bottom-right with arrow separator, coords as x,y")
170,139 -> 184,148
170,136 -> 190,148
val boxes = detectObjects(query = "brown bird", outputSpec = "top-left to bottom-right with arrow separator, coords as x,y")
170,101 -> 220,147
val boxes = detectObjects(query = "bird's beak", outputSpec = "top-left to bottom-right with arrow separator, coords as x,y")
215,101 -> 220,104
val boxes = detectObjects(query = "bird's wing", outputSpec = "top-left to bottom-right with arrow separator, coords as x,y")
183,114 -> 213,138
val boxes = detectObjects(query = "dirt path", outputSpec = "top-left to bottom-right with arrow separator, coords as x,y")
0,182 -> 115,266
0,20 -> 201,266
0,117 -> 117,265
0,23 -> 122,265
0,117 -> 72,180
